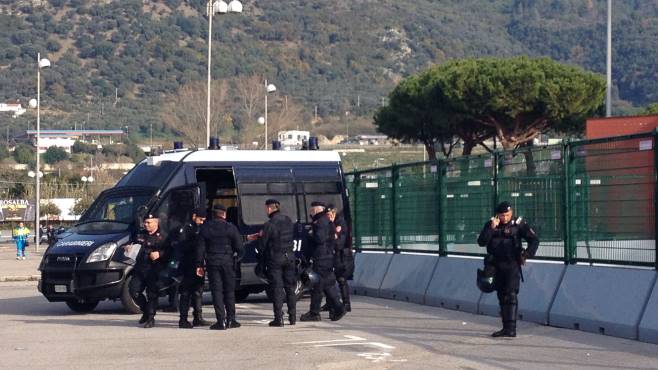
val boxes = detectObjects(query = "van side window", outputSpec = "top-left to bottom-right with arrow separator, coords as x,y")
152,188 -> 197,235
302,182 -> 343,215
238,182 -> 296,225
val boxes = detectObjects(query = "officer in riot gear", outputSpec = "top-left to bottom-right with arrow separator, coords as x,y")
174,207 -> 210,328
299,202 -> 345,322
248,199 -> 297,326
196,204 -> 244,330
477,201 -> 539,338
327,204 -> 353,312
128,214 -> 171,328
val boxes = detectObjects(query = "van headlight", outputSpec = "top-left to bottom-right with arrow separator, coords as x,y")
86,242 -> 118,263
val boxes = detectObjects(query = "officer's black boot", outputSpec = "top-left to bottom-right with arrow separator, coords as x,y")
288,313 -> 296,325
269,317 -> 284,327
134,295 -> 149,324
299,311 -> 321,321
321,302 -> 330,312
492,304 -> 517,338
192,293 -> 210,326
210,320 -> 226,330
340,282 -> 351,312
178,293 -> 193,328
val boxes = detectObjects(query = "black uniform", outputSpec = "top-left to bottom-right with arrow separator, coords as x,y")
174,221 -> 206,325
197,218 -> 244,327
477,216 -> 539,336
129,228 -> 171,325
301,211 -> 344,320
332,213 -> 353,311
260,210 -> 296,325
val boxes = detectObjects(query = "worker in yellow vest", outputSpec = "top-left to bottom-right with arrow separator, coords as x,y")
12,222 -> 30,260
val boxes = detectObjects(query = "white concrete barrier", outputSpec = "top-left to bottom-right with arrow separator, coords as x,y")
549,265 -> 655,339
638,273 -> 658,344
351,252 -> 393,297
425,256 -> 483,314
479,261 -> 566,324
379,253 -> 439,304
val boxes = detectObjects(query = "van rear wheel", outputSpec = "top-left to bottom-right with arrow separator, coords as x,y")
120,274 -> 141,314
65,299 -> 99,313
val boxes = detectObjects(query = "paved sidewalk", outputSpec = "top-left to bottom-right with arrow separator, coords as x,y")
0,243 -> 43,282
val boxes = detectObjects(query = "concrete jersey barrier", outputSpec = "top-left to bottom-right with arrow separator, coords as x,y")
378,254 -> 439,304
351,252 -> 393,297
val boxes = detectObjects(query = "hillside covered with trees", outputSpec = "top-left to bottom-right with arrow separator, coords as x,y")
0,0 -> 656,145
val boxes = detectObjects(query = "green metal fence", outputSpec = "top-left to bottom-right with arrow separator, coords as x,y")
346,131 -> 658,268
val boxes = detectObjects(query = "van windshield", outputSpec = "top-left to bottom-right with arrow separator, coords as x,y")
77,190 -> 154,233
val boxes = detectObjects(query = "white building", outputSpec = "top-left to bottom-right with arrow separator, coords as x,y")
0,102 -> 26,118
37,137 -> 75,154
277,130 -> 310,147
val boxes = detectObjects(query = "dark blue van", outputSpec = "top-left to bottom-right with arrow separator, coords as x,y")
38,148 -> 351,313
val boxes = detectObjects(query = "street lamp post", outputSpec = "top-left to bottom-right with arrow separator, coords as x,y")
206,0 -> 243,148
35,52 -> 50,251
264,80 -> 276,149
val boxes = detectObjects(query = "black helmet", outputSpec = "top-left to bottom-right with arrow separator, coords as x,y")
476,268 -> 496,293
300,267 -> 320,287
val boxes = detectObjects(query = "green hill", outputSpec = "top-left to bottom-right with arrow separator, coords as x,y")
0,0 -> 655,144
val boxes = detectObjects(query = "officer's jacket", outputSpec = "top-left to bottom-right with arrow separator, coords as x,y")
260,211 -> 294,264
303,211 -> 335,268
333,215 -> 350,257
477,217 -> 539,261
196,218 -> 244,267
173,222 -> 201,268
135,228 -> 170,269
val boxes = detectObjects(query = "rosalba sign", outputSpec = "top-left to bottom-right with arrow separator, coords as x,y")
0,199 -> 33,221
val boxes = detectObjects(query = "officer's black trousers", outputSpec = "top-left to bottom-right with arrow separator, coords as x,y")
494,260 -> 520,329
207,263 -> 236,322
309,266 -> 342,315
267,258 -> 296,320
129,266 -> 163,318
179,270 -> 204,321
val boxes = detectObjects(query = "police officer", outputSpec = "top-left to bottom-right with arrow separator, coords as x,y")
128,214 -> 171,328
174,207 -> 210,329
248,199 -> 297,327
327,204 -> 353,312
477,201 -> 539,338
196,204 -> 244,330
299,202 -> 345,322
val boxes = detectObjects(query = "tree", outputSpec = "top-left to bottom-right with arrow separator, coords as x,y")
72,197 -> 92,217
13,144 -> 34,166
642,103 -> 658,115
161,80 -> 229,148
0,144 -> 10,160
43,146 -> 69,164
374,70 -> 458,160
41,201 -> 61,219
437,57 -> 606,150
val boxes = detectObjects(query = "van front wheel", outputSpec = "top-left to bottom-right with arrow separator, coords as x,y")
120,274 -> 142,314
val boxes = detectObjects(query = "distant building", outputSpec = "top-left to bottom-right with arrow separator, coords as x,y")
354,134 -> 389,145
0,101 -> 26,118
23,129 -> 125,153
586,114 -> 658,139
278,130 -> 310,147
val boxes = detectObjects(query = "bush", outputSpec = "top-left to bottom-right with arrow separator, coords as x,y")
43,146 -> 69,164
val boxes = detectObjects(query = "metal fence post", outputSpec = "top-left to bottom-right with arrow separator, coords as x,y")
493,151 -> 501,208
353,173 -> 361,251
391,164 -> 399,253
654,130 -> 658,270
562,140 -> 574,264
437,160 -> 448,256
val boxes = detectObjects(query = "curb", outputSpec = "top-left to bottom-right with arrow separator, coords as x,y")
0,275 -> 40,282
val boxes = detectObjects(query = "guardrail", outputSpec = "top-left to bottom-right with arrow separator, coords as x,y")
346,130 -> 658,268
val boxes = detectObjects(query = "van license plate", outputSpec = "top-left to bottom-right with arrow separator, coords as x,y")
54,285 -> 68,293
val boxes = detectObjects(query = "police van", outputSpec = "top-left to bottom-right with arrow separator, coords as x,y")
38,144 -> 351,313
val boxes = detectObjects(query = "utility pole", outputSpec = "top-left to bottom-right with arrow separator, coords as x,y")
314,105 -> 318,121
357,95 -> 360,107
114,88 -> 118,106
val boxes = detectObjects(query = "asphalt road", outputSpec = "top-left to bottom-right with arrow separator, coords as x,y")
1,281 -> 657,370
